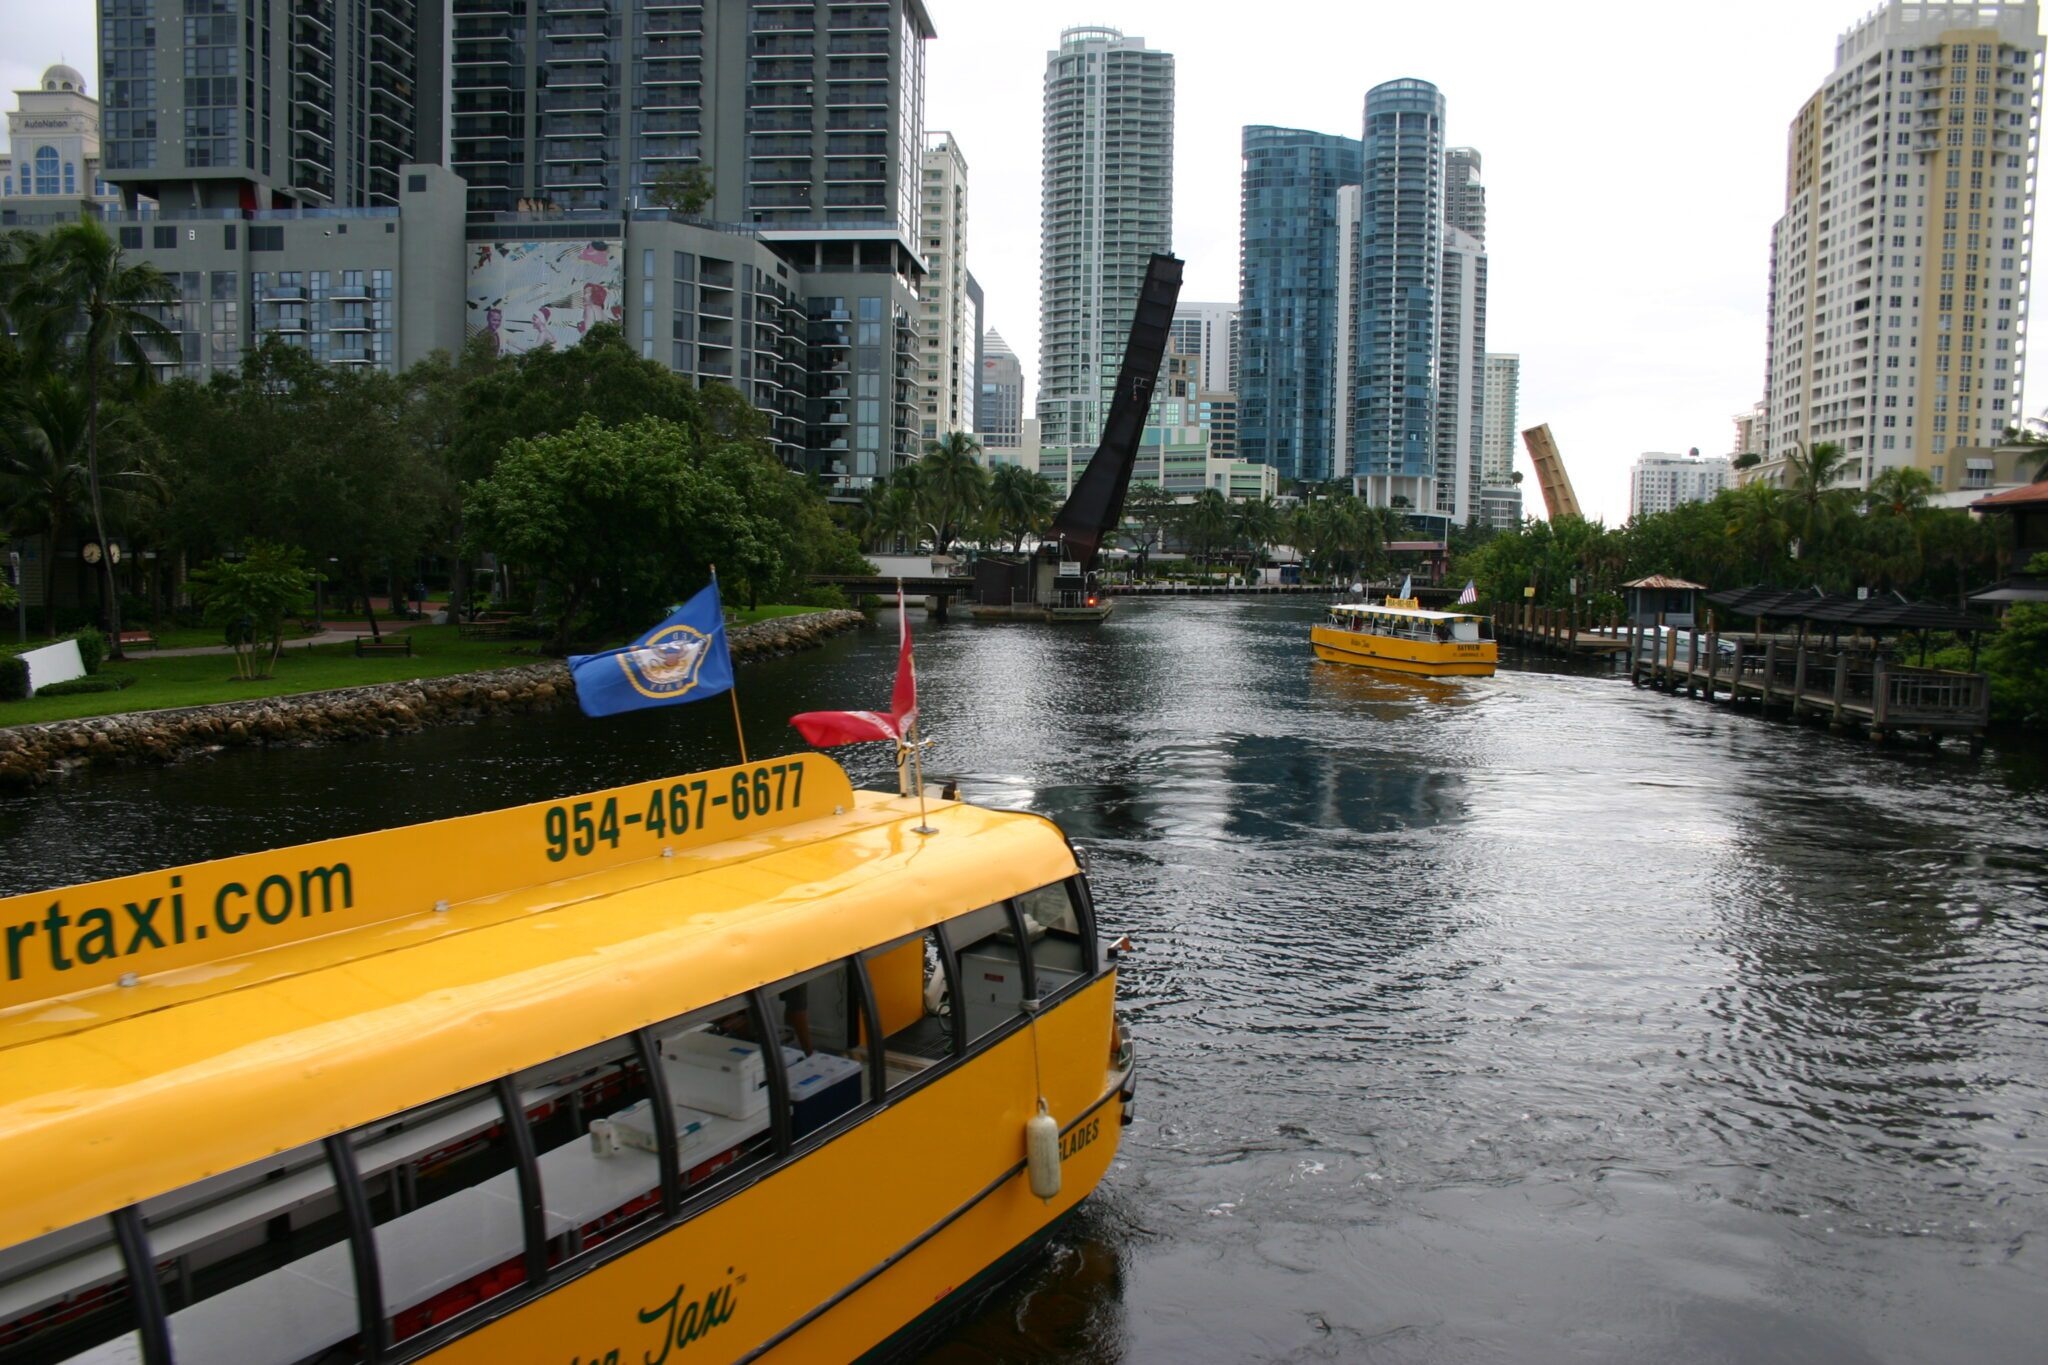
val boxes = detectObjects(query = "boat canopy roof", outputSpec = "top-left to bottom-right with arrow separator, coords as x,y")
1330,602 -> 1479,622
0,757 -> 1077,1245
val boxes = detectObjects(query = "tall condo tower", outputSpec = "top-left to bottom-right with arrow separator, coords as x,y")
919,132 -> 972,439
1038,26 -> 1175,452
1764,0 -> 2043,493
1238,126 -> 1364,484
1168,300 -> 1239,397
1479,352 -> 1523,528
977,328 -> 1025,449
447,0 -> 931,229
99,0 -> 440,210
1435,224 -> 1487,523
1445,146 -> 1485,241
1349,78 -> 1445,513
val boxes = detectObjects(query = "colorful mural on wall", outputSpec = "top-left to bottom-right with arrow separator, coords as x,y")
466,239 -> 625,355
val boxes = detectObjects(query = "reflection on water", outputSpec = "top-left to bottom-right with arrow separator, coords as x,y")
4,599 -> 2047,1363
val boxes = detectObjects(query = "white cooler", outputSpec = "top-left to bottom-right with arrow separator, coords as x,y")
662,1032 -> 769,1119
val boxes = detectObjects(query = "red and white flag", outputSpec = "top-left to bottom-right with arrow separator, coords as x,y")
790,587 -> 918,747
1457,579 -> 1478,606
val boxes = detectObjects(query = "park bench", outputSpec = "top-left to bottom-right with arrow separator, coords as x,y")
116,631 -> 158,651
458,616 -> 518,641
353,635 -> 414,658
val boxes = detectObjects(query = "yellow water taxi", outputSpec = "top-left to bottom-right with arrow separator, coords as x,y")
0,756 -> 1134,1364
1311,598 -> 1498,678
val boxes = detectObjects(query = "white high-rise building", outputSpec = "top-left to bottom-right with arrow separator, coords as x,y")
1038,27 -> 1174,452
1479,352 -> 1522,529
1169,301 -> 1238,398
1765,0 -> 2043,495
918,133 -> 972,441
1631,452 -> 1732,519
1435,225 -> 1487,525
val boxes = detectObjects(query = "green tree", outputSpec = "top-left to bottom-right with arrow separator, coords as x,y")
464,415 -> 786,651
915,432 -> 987,554
9,216 -> 180,657
1979,599 -> 2048,725
1181,489 -> 1232,572
1231,497 -> 1284,571
986,463 -> 1055,551
1123,482 -> 1173,574
190,542 -> 314,680
1784,439 -> 1856,558
1,372 -> 161,634
648,164 -> 715,216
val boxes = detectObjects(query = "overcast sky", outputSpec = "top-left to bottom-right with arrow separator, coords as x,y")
10,1 -> 2045,521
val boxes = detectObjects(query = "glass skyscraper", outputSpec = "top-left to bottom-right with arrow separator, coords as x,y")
1349,78 -> 1444,510
1238,126 -> 1362,484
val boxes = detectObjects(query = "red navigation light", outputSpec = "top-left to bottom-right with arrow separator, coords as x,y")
1086,596 -> 1098,606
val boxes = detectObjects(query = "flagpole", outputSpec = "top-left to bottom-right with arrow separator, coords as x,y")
711,565 -> 749,764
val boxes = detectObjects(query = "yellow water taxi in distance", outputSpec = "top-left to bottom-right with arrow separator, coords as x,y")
0,756 -> 1134,1365
1311,597 -> 1499,678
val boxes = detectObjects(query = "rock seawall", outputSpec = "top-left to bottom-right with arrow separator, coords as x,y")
0,609 -> 864,789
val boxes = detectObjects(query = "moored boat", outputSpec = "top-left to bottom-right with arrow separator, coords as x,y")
1311,597 -> 1499,678
0,756 -> 1134,1364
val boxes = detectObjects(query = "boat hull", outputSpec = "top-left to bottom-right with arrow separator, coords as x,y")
1310,625 -> 1497,677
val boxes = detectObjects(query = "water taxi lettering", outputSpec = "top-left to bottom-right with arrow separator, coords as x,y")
1060,1115 -> 1101,1162
3,863 -> 354,983
543,760 -> 807,863
630,1271 -> 742,1364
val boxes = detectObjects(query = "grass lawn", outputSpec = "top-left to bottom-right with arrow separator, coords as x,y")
2,625 -> 545,727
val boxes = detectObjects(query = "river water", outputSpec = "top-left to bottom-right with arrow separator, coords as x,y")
5,598 -> 2046,1364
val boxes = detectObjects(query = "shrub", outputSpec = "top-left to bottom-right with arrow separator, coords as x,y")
31,675 -> 133,696
0,656 -> 26,703
71,627 -> 107,675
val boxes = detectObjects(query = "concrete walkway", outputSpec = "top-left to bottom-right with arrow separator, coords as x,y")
141,616 -> 431,659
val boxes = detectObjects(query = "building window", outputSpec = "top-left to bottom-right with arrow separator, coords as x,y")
32,145 -> 58,194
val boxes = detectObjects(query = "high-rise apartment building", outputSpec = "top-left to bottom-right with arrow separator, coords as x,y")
1445,145 -> 1484,242
65,0 -> 940,484
1435,225 -> 1487,523
1478,352 -> 1522,528
1168,300 -> 1237,397
1764,0 -> 2043,494
918,132 -> 971,439
96,0 -> 439,212
1238,126 -> 1363,484
1630,452 -> 1732,518
977,328 -> 1024,450
1038,26 -> 1174,451
1730,400 -> 1768,483
1349,78 -> 1445,512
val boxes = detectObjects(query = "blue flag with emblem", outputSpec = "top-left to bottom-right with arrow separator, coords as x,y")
567,582 -> 734,718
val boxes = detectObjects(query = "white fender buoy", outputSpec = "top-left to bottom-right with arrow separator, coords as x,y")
1026,1099 -> 1062,1201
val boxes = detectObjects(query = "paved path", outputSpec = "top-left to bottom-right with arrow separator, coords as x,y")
140,617 -> 430,659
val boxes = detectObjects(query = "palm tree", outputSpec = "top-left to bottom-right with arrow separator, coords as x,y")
1866,466 -> 1933,519
1,373 -> 163,636
1783,439 -> 1855,558
914,431 -> 987,555
11,216 -> 180,656
1231,497 -> 1283,572
1124,481 -> 1172,575
1724,481 -> 1791,582
1181,489 -> 1231,573
987,463 -> 1055,551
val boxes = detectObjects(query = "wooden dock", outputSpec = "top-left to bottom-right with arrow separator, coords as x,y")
1490,604 -> 1634,658
1629,627 -> 1990,752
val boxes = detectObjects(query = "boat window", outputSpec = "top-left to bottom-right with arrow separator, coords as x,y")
0,1215 -> 141,1364
1018,880 -> 1093,1000
943,902 -> 1032,1044
648,996 -> 780,1199
352,1084 -> 528,1345
130,1142 -> 360,1363
859,929 -> 958,1093
763,961 -> 875,1144
1451,620 -> 1480,642
511,1033 -> 664,1270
